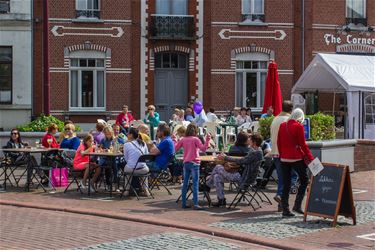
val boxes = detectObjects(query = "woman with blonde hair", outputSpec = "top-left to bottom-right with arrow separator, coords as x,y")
144,105 -> 160,128
277,108 -> 314,217
60,123 -> 80,150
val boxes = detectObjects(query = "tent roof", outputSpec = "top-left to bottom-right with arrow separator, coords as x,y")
292,53 -> 375,93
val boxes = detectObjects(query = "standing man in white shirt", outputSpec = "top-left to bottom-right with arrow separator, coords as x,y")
270,100 -> 293,210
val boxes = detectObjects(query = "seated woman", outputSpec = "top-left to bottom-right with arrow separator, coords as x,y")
98,126 -> 117,187
4,129 -> 42,183
91,122 -> 105,145
60,123 -> 80,150
73,134 -> 100,192
123,128 -> 150,197
4,129 -> 28,164
236,107 -> 252,126
228,131 -> 251,155
207,133 -> 263,207
41,123 -> 60,148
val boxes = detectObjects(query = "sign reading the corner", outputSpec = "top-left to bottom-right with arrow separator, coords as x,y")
324,33 -> 375,46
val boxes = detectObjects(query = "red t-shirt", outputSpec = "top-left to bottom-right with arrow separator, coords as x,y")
41,133 -> 60,148
73,143 -> 93,168
115,112 -> 134,128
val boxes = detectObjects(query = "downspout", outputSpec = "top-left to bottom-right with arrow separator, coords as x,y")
30,0 -> 34,119
43,0 -> 50,115
301,0 -> 305,71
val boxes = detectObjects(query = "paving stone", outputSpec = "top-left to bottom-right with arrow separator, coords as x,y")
73,233 -> 240,250
210,201 -> 375,239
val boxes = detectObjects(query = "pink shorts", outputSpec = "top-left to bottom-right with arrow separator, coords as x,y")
74,162 -> 88,170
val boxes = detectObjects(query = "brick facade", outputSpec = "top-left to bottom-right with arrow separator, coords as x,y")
33,0 -> 375,123
354,140 -> 375,172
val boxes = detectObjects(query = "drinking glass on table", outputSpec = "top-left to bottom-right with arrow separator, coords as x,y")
47,138 -> 53,148
35,140 -> 40,148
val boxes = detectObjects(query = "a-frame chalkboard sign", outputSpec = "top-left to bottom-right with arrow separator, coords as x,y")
303,163 -> 356,227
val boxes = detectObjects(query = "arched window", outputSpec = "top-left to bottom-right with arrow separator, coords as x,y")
69,50 -> 105,110
235,52 -> 269,110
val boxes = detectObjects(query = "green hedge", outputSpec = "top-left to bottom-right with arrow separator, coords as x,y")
258,112 -> 335,141
17,114 -> 82,132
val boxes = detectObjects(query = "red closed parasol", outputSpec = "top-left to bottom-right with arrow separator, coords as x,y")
262,60 -> 282,116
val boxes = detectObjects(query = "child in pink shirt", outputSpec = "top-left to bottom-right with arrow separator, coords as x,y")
175,124 -> 210,210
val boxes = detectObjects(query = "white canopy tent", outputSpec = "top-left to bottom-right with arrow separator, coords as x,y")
292,53 -> 375,139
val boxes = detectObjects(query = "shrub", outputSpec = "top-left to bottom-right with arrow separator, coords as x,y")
258,116 -> 274,140
258,112 -> 335,141
306,112 -> 335,141
17,114 -> 81,132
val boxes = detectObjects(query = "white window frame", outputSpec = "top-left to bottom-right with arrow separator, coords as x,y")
69,57 -> 106,111
242,0 -> 264,15
76,0 -> 100,11
346,0 -> 366,19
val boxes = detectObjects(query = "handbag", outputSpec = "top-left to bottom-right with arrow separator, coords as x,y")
224,162 -> 240,173
286,123 -> 310,166
49,167 -> 69,187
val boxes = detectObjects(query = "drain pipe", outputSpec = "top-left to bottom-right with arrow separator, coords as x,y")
43,0 -> 50,115
30,0 -> 34,119
301,0 -> 305,71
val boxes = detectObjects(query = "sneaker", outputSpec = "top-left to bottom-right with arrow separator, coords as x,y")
193,205 -> 206,210
79,180 -> 86,189
273,195 -> 281,204
282,211 -> 295,217
88,184 -> 96,193
292,207 -> 304,214
212,198 -> 226,207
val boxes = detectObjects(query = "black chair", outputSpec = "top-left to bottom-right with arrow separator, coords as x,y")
227,151 -> 247,191
149,155 -> 174,195
228,160 -> 272,210
1,146 -> 28,188
121,154 -> 155,200
63,168 -> 84,194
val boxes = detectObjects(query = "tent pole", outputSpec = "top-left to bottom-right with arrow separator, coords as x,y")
332,92 -> 336,116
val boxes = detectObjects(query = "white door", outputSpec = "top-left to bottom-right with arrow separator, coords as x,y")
364,93 -> 375,139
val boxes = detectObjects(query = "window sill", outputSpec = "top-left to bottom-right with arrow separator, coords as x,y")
72,18 -> 104,23
238,20 -> 268,26
67,109 -> 107,113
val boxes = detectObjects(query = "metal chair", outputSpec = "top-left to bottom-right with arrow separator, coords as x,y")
228,160 -> 272,210
121,154 -> 155,200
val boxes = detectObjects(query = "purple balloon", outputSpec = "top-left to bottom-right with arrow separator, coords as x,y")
193,101 -> 203,114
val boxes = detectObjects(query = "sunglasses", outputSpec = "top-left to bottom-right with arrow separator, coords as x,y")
148,109 -> 154,111
11,132 -> 19,135
65,128 -> 71,131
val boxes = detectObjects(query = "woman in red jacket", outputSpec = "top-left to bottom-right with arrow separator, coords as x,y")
277,108 -> 314,217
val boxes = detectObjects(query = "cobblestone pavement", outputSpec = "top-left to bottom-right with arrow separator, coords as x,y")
74,233 -> 240,250
211,201 -> 375,239
0,205 -> 272,250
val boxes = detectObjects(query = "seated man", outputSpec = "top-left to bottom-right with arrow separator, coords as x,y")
148,123 -> 175,172
207,134 -> 264,207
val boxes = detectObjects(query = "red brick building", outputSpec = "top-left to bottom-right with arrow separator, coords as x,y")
33,0 -> 375,125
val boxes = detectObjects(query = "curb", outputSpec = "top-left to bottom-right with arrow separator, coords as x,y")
0,199 -> 308,250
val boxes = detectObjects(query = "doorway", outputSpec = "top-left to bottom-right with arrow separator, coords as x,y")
154,52 -> 188,121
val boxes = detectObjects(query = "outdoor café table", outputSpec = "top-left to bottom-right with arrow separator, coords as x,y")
219,123 -> 238,149
84,151 -> 123,197
0,147 -> 60,191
